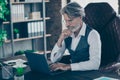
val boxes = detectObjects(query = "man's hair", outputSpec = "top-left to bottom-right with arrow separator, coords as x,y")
61,2 -> 85,19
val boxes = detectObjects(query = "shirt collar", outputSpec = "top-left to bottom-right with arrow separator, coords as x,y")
71,22 -> 86,38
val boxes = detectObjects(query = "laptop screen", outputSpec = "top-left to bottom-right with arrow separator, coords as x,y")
25,51 -> 50,74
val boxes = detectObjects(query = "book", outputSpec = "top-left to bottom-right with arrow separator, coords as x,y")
40,21 -> 44,36
37,21 -> 41,36
27,22 -> 32,37
94,76 -> 119,80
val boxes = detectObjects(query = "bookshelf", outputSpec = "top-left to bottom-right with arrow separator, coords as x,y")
5,34 -> 51,43
11,0 -> 49,4
12,17 -> 50,23
2,0 -> 51,57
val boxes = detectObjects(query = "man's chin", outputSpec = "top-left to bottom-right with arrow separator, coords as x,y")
67,26 -> 80,32
67,29 -> 74,32
71,28 -> 78,32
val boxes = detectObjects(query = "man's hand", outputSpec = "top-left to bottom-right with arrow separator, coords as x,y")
60,29 -> 72,40
57,29 -> 72,47
50,63 -> 71,71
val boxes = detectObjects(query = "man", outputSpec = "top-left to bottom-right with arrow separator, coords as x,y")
50,2 -> 101,71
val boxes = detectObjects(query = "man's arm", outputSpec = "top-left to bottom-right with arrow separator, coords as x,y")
50,29 -> 72,63
71,30 -> 101,71
50,41 -> 66,63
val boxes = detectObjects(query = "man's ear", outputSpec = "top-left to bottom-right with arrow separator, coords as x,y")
82,16 -> 87,22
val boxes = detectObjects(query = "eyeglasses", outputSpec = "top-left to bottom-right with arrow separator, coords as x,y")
63,18 -> 74,25
63,17 -> 79,25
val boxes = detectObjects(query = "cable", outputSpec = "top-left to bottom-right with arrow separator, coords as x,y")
0,62 -> 13,77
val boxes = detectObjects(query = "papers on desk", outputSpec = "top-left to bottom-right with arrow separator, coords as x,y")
3,59 -> 27,68
12,64 -> 27,68
94,76 -> 119,80
4,59 -> 27,64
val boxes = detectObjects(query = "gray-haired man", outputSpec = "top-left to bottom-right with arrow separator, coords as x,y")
50,2 -> 101,71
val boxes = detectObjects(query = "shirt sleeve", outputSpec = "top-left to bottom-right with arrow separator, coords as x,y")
50,41 -> 66,63
71,30 -> 101,71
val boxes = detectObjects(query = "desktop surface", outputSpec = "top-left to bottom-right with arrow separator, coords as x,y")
0,55 -> 120,80
15,70 -> 119,80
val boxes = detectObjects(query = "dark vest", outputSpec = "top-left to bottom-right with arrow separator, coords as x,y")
65,26 -> 92,63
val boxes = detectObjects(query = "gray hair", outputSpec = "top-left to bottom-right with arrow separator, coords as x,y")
61,2 -> 85,19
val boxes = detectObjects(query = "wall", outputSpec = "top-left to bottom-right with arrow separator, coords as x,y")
0,41 -> 32,58
118,0 -> 120,14
46,0 -> 62,50
71,0 -> 118,14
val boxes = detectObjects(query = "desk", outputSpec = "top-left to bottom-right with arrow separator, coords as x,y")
24,70 -> 120,80
0,55 -> 120,80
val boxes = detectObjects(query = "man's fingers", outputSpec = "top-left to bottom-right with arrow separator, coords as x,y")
53,67 -> 60,71
50,63 -> 58,70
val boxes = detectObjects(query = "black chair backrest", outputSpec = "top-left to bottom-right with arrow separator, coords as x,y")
84,2 -> 120,67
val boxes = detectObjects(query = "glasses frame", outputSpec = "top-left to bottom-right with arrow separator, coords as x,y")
63,17 -> 80,25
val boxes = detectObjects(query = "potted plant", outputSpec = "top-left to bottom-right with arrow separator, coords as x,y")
15,50 -> 25,56
0,0 -> 9,46
0,0 -> 9,21
14,28 -> 19,39
0,29 -> 7,46
14,67 -> 24,80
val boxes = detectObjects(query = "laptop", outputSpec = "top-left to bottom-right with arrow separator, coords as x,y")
25,51 -> 66,75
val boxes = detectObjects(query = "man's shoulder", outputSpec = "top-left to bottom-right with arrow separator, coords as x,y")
88,29 -> 100,38
86,25 -> 99,34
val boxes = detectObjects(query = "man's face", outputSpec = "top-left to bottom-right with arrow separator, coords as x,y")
63,14 -> 83,32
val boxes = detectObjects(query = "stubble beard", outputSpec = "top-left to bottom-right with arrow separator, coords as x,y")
67,24 -> 81,32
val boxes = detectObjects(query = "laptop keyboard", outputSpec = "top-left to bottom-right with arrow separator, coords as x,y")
50,69 -> 64,72
50,69 -> 66,75
46,59 -> 67,75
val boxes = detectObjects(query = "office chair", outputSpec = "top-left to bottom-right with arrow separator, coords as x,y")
84,2 -> 120,67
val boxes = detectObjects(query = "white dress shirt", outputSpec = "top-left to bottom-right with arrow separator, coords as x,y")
50,22 -> 101,71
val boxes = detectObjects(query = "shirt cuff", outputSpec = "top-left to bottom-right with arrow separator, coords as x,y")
70,63 -> 80,71
55,43 -> 62,50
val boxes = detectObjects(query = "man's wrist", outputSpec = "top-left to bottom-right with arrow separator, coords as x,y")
66,64 -> 71,71
57,38 -> 63,47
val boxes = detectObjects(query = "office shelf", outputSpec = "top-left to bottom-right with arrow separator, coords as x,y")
3,17 -> 50,24
5,34 -> 51,43
11,0 -> 49,4
1,0 -> 51,57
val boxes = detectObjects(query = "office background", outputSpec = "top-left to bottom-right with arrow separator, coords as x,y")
0,0 -> 120,60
